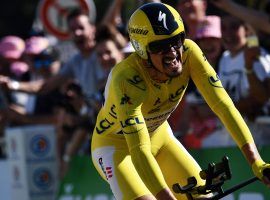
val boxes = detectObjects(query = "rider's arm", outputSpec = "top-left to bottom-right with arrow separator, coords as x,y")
187,39 -> 253,147
187,39 -> 270,183
112,68 -> 170,196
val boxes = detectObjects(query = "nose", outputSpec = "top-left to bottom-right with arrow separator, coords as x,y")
163,46 -> 177,54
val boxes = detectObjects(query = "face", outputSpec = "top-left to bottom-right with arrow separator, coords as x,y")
177,0 -> 207,23
221,16 -> 246,55
68,15 -> 96,54
96,40 -> 123,71
197,37 -> 222,66
149,36 -> 183,79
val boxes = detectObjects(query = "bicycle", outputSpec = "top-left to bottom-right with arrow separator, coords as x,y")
172,156 -> 269,200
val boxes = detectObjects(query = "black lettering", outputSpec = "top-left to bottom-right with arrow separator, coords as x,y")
129,28 -> 149,35
96,118 -> 114,134
169,85 -> 185,102
135,117 -> 144,124
127,75 -> 146,91
120,117 -> 144,128
109,105 -> 117,119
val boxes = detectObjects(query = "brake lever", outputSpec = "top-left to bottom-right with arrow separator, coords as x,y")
172,176 -> 197,194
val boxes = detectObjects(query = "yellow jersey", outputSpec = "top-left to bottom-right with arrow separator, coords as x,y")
93,39 -> 253,147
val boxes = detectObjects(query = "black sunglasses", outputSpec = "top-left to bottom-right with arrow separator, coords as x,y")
147,32 -> 185,54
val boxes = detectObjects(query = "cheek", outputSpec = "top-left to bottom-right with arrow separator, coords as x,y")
150,54 -> 163,67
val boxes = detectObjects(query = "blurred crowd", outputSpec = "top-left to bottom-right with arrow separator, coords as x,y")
1,0 -> 270,179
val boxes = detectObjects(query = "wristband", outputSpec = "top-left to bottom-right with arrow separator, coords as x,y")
252,159 -> 265,179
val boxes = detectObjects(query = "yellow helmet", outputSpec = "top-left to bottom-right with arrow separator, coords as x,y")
128,2 -> 185,59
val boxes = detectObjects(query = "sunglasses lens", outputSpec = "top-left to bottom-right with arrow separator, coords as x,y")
148,41 -> 167,54
148,33 -> 184,54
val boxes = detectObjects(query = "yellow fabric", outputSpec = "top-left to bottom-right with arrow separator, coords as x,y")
91,39 -> 255,198
92,122 -> 203,200
252,159 -> 270,179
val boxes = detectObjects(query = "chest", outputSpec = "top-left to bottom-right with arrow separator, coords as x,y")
142,76 -> 188,116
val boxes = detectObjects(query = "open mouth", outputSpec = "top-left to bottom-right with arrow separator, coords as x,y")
163,55 -> 180,69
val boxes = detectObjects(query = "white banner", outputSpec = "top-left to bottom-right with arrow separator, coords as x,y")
6,125 -> 58,200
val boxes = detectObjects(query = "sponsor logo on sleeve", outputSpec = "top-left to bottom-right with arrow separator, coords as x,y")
120,94 -> 132,105
208,74 -> 223,88
127,75 -> 146,91
120,117 -> 144,128
96,118 -> 114,134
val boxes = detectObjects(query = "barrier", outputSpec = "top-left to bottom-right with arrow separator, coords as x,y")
3,124 -> 269,199
57,146 -> 270,200
57,156 -> 114,200
5,125 -> 58,200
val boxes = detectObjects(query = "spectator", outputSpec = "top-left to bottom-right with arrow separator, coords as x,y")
0,36 -> 59,115
176,0 -> 207,39
95,34 -> 125,91
195,15 -> 223,68
218,15 -> 270,145
56,81 -> 94,178
38,8 -> 105,178
0,44 -> 62,126
210,0 -> 270,34
0,36 -> 27,79
0,35 -> 27,158
40,8 -> 105,100
2,10 -> 106,170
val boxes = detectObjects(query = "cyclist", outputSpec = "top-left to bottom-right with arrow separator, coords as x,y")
91,3 -> 270,200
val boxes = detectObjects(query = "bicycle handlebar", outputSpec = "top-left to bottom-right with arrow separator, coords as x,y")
172,156 -> 260,200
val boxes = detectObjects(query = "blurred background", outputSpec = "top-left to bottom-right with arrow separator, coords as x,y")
0,0 -> 270,200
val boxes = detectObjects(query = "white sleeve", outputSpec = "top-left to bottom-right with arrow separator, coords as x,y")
253,48 -> 270,81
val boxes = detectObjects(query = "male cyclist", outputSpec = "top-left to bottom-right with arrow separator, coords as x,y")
91,3 -> 270,200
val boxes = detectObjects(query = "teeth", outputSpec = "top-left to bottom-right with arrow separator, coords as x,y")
164,58 -> 176,64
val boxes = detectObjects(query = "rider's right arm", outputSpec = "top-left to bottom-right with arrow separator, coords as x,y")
111,66 -> 169,196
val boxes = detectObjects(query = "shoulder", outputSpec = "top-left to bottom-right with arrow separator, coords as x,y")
110,54 -> 147,92
182,39 -> 204,59
112,54 -> 138,77
183,39 -> 200,51
112,53 -> 143,79
182,39 -> 207,65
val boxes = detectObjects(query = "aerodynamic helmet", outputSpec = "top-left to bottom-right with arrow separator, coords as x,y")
128,2 -> 185,59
